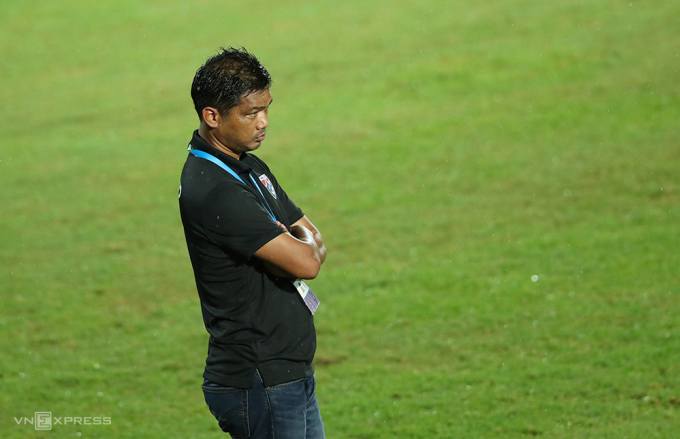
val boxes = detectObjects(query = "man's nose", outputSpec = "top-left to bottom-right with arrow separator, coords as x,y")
257,112 -> 268,130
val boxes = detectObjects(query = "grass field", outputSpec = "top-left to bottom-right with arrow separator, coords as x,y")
1,0 -> 679,437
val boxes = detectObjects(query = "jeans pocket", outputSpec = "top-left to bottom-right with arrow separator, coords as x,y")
267,377 -> 305,389
308,375 -> 317,403
202,384 -> 249,438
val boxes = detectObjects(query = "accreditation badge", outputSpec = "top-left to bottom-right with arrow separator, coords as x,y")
293,280 -> 320,315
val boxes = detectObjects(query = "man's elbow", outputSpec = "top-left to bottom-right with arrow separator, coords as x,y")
296,259 -> 321,280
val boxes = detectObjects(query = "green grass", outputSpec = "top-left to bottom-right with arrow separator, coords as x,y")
1,0 -> 679,437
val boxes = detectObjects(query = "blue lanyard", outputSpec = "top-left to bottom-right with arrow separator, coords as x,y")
189,148 -> 278,222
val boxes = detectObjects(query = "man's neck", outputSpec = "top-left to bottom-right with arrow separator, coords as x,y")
197,124 -> 241,160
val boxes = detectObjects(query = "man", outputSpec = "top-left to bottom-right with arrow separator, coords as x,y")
178,47 -> 327,439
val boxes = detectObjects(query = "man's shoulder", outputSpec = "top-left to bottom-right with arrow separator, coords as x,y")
181,153 -> 226,184
179,155 -> 246,204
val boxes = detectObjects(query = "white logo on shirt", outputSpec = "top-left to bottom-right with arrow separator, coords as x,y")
258,175 -> 277,199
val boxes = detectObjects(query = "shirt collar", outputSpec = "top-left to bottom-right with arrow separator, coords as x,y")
189,130 -> 253,176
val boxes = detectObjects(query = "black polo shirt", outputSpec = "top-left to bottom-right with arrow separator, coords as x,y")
178,130 -> 315,389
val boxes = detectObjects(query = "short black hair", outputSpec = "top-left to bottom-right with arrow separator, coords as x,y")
191,47 -> 272,120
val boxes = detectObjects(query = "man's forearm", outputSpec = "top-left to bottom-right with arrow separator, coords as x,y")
314,232 -> 327,265
290,225 -> 322,266
292,216 -> 327,265
256,224 -> 321,279
262,260 -> 296,278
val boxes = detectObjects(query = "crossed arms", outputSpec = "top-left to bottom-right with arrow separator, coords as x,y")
254,215 -> 327,280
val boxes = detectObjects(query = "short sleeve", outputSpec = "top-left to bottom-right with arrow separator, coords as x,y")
202,182 -> 285,259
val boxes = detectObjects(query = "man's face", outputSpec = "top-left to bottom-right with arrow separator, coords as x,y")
213,89 -> 272,157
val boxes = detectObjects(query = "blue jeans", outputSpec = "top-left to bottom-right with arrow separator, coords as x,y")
202,371 -> 325,439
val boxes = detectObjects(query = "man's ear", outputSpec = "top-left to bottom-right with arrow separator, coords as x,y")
201,107 -> 220,128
